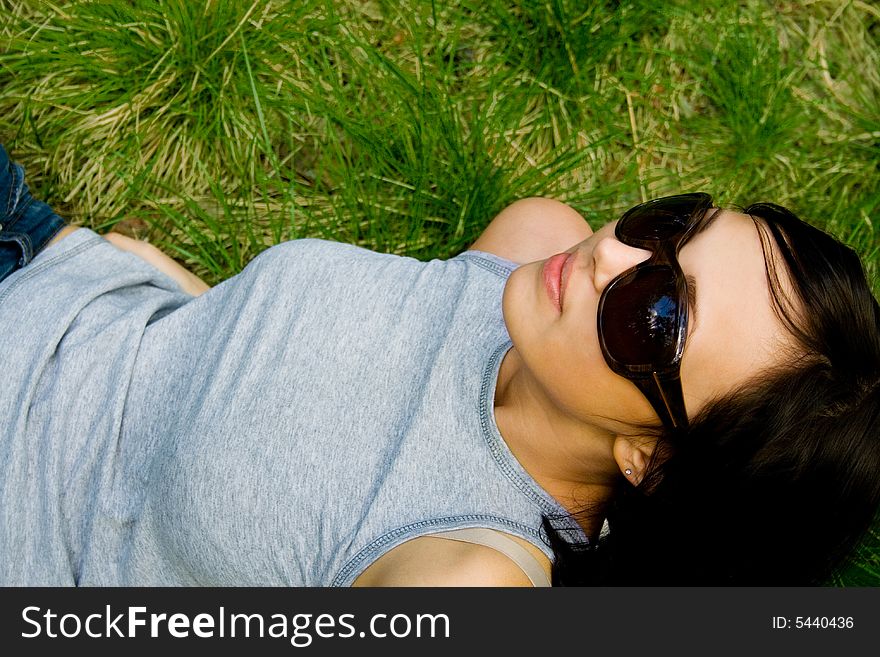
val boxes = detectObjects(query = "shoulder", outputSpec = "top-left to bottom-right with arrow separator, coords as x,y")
352,534 -> 551,587
469,197 -> 592,265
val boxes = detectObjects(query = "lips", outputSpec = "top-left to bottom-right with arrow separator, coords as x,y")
542,251 -> 573,312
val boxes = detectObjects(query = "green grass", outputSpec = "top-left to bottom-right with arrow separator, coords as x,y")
1,0 -> 879,583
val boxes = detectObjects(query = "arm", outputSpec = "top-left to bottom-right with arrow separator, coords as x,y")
47,226 -> 210,296
104,232 -> 211,297
469,197 -> 593,265
47,225 -> 79,247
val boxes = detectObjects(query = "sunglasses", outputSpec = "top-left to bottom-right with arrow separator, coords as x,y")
597,193 -> 715,431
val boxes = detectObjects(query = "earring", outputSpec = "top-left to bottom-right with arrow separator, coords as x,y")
624,468 -> 633,476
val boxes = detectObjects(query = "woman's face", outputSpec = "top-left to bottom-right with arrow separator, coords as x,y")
502,208 -> 797,435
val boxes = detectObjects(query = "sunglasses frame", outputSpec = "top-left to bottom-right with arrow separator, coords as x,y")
597,193 -> 714,431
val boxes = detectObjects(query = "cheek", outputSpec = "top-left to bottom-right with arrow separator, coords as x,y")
541,337 -> 658,428
503,264 -> 660,427
548,331 -> 665,429
508,306 -> 632,421
545,347 -> 608,416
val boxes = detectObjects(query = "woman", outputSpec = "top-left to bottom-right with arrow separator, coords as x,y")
1,143 -> 878,586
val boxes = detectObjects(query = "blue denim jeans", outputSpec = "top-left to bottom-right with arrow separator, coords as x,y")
0,144 -> 67,284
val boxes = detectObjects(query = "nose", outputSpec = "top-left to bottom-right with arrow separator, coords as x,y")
591,236 -> 653,292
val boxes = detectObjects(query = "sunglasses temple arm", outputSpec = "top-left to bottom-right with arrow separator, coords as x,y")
632,372 -> 688,431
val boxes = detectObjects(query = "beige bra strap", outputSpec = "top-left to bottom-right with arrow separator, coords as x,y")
430,528 -> 551,587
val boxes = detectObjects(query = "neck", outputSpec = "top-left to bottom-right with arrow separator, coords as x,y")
493,347 -> 618,535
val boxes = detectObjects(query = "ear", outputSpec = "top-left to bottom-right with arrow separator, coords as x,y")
611,434 -> 657,486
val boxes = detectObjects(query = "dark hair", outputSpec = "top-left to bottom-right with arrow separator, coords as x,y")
543,202 -> 880,585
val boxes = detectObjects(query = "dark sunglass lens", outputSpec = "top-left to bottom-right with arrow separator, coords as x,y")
620,210 -> 686,241
619,196 -> 703,241
600,267 -> 685,366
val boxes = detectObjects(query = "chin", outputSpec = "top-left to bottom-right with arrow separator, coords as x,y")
502,262 -> 556,367
501,264 -> 538,330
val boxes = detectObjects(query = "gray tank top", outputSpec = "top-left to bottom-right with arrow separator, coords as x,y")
0,229 -> 586,586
